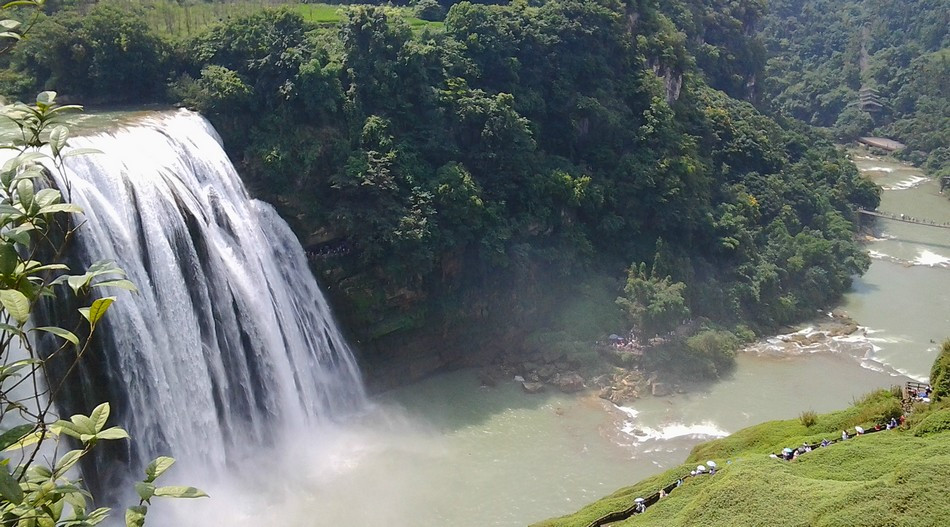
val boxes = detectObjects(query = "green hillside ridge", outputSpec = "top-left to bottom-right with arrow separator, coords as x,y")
534,387 -> 950,527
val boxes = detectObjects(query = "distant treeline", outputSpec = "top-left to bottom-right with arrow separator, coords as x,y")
0,0 -> 881,377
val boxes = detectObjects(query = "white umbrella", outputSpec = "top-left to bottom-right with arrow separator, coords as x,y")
634,497 -> 645,503
707,460 -> 717,468
696,464 -> 706,472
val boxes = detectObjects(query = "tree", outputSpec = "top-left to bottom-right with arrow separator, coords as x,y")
616,262 -> 690,336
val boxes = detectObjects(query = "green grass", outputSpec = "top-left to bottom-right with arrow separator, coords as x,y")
532,392 -> 950,527
125,1 -> 442,38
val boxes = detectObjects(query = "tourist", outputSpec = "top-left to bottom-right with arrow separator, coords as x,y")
820,439 -> 830,447
634,498 -> 646,514
855,426 -> 864,435
888,417 -> 897,429
841,430 -> 849,441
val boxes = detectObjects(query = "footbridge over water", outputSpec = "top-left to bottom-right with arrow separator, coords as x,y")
858,209 -> 950,230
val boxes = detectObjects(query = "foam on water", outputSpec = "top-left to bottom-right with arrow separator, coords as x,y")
881,175 -> 928,190
913,250 -> 950,268
616,406 -> 729,443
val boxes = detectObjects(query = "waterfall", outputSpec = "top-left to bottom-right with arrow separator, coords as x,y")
48,110 -> 366,492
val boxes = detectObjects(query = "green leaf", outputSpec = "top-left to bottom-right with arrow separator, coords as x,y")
153,486 -> 208,499
16,177 -> 33,212
145,457 -> 175,482
0,358 -> 40,383
81,296 -> 115,326
69,413 -> 96,436
33,188 -> 61,208
62,147 -> 102,158
0,19 -> 22,31
33,326 -> 79,346
91,279 -> 137,292
1,1 -> 46,8
22,262 -> 69,274
0,322 -> 23,336
89,402 -> 110,433
134,481 -> 155,503
0,242 -> 18,277
0,203 -> 22,215
36,91 -> 57,107
95,427 -> 129,441
49,125 -> 68,157
38,203 -> 83,215
68,273 -> 89,295
0,288 -> 31,323
5,226 -> 30,246
0,465 -> 23,504
125,505 -> 147,527
4,429 -> 47,451
54,449 -> 85,474
0,424 -> 33,450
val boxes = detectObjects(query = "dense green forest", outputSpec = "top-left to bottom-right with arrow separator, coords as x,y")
0,0 -> 886,383
759,0 -> 949,178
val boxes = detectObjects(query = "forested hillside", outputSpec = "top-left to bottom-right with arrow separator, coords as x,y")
0,0 -> 882,384
759,0 -> 949,177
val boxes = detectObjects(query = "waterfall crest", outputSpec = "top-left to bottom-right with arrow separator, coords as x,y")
53,110 -> 366,483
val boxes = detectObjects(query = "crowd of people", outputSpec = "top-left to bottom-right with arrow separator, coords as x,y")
771,416 -> 903,461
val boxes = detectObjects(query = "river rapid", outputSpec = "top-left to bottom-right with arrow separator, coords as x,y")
163,152 -> 946,526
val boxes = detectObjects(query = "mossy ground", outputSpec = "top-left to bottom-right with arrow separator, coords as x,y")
533,391 -> 950,527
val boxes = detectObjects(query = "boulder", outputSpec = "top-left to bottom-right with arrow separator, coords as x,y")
522,381 -> 546,394
537,365 -> 557,382
554,372 -> 586,393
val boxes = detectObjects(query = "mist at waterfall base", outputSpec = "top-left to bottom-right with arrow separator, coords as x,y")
52,112 -> 946,526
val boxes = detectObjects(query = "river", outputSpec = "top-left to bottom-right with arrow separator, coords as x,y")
159,151 -> 947,526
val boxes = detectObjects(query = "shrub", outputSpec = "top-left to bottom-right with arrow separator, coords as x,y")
799,410 -> 818,427
930,339 -> 950,401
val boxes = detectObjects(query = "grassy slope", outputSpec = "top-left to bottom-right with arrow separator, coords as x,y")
533,392 -> 950,527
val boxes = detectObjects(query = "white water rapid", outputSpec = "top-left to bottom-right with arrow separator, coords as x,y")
51,110 -> 366,497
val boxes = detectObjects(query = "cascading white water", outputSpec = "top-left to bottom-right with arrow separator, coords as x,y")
52,110 -> 366,484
